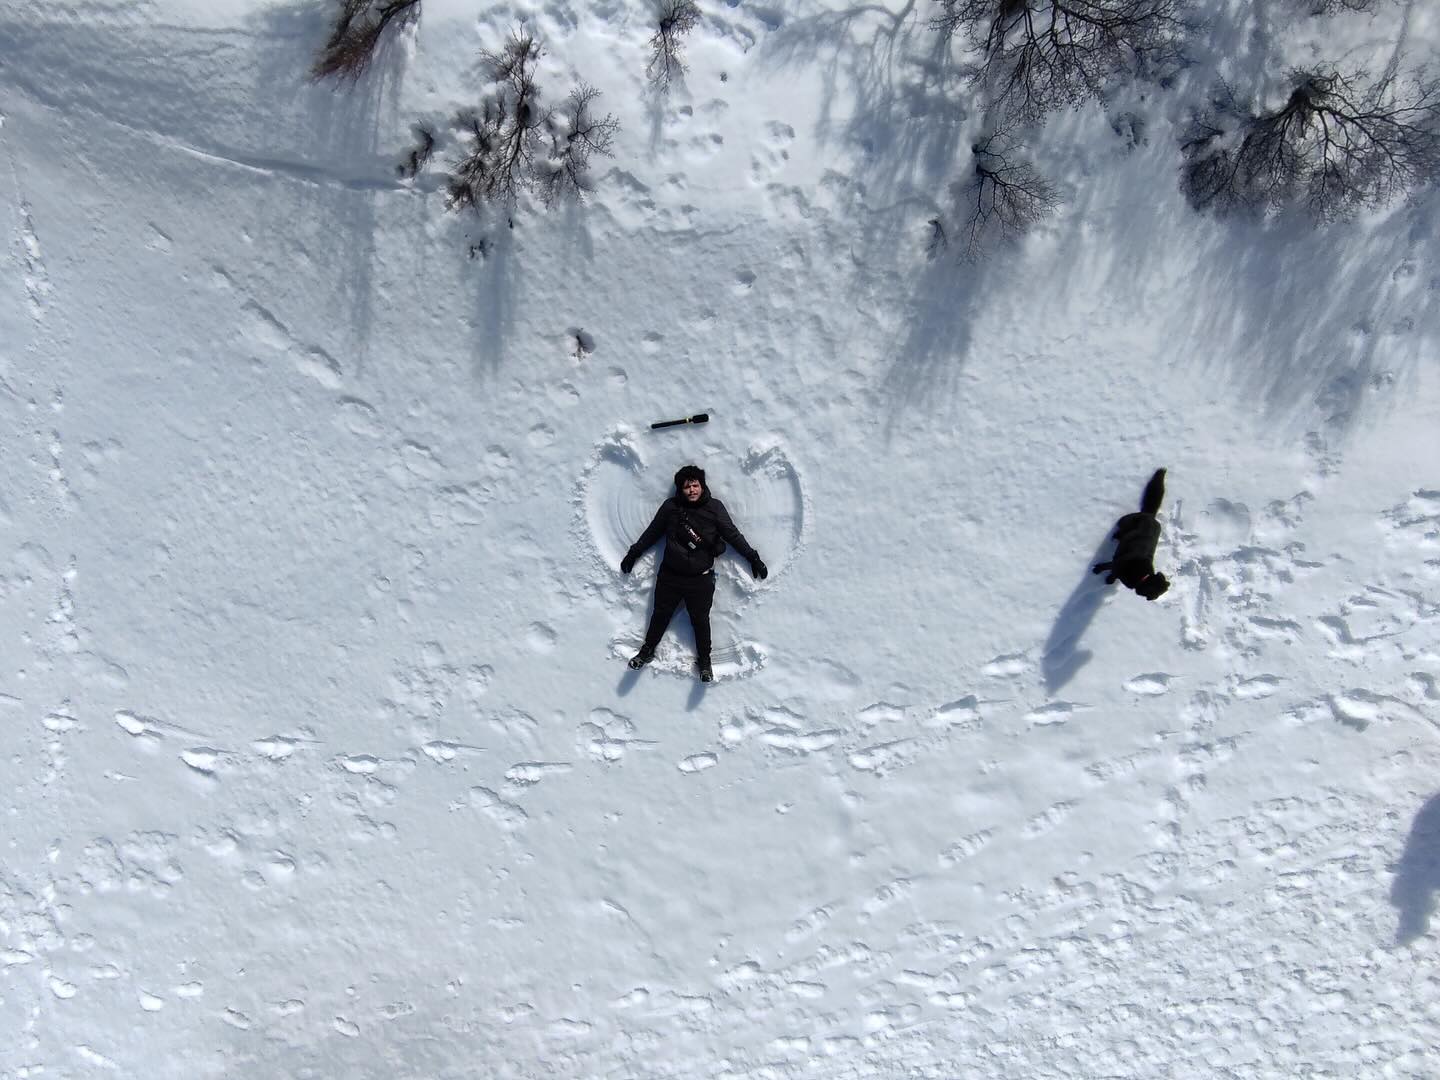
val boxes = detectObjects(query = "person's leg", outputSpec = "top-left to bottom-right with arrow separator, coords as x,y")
641,574 -> 684,652
683,575 -> 716,666
1140,468 -> 1166,516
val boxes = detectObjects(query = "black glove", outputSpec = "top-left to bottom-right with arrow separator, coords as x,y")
749,555 -> 768,580
620,551 -> 637,574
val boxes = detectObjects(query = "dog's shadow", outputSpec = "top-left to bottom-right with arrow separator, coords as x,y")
1041,534 -> 1115,695
1392,791 -> 1440,946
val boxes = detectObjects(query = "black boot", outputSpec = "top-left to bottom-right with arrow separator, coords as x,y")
628,646 -> 655,670
697,658 -> 713,682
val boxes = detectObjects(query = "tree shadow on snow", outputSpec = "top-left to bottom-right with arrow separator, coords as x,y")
1176,206 -> 1435,456
1391,791 -> 1440,946
1040,98 -> 1437,457
754,7 -> 990,428
461,219 -> 519,380
1040,533 -> 1116,694
756,5 -> 968,200
877,253 -> 978,436
249,1 -> 410,383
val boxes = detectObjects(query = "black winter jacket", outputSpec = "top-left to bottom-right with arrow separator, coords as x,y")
627,491 -> 758,577
1105,512 -> 1162,588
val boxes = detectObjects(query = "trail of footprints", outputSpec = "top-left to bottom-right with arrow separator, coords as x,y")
578,486 -> 1433,1050
27,447 -> 1431,1055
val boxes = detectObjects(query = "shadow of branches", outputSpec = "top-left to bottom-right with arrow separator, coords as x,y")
1033,88 -> 1438,451
253,1 -> 411,381
757,2 -> 994,424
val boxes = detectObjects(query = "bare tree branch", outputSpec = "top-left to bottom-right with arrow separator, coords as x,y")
311,0 -> 421,83
447,32 -> 548,211
931,0 -> 1190,125
927,216 -> 949,258
537,84 -> 620,206
1300,0 -> 1384,13
647,0 -> 702,91
957,128 -> 1061,257
398,123 -> 436,179
1181,67 -> 1440,220
445,31 -> 621,213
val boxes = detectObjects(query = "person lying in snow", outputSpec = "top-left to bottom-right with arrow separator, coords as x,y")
1093,467 -> 1171,601
620,464 -> 767,682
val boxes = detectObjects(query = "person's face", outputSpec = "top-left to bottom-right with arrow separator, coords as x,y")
682,478 -> 702,502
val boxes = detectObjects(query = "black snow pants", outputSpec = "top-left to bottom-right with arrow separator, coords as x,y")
642,569 -> 715,661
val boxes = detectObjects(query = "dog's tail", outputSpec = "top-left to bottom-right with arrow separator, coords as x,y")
1140,468 -> 1166,516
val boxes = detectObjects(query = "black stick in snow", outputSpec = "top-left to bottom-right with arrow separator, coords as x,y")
650,413 -> 710,430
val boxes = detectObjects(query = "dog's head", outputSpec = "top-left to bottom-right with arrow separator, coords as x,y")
1138,573 -> 1170,601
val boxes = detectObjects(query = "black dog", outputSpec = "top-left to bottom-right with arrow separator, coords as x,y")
1093,468 -> 1170,601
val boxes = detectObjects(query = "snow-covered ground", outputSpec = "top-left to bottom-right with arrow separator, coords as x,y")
2,0 -> 1439,1075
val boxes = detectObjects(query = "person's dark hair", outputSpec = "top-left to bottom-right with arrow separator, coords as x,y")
674,464 -> 706,491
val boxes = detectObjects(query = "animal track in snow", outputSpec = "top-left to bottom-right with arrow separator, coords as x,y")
1409,672 -> 1439,700
982,653 -> 1030,678
238,296 -> 342,389
420,739 -> 486,763
924,696 -> 986,731
939,829 -> 994,866
526,622 -> 558,653
760,726 -> 841,754
145,222 -> 173,253
578,708 -> 653,763
251,733 -> 319,761
114,709 -> 208,744
1230,674 -> 1282,699
1321,690 -> 1426,731
749,121 -> 794,182
1314,614 -> 1399,658
503,762 -> 573,788
338,754 -> 382,775
856,702 -> 906,726
1025,701 -> 1088,726
861,877 -> 915,917
468,786 -> 527,828
786,904 -> 836,942
1248,616 -> 1302,641
1381,488 -> 1440,547
179,747 -> 226,777
848,738 -> 922,775
1023,800 -> 1078,837
1123,673 -> 1174,696
1084,747 -> 1162,784
16,201 -> 51,320
335,397 -> 385,437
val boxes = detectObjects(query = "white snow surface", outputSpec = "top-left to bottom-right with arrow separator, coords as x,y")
2,0 -> 1440,1076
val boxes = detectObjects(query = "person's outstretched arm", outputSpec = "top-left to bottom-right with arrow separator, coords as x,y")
621,503 -> 670,573
714,502 -> 767,580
